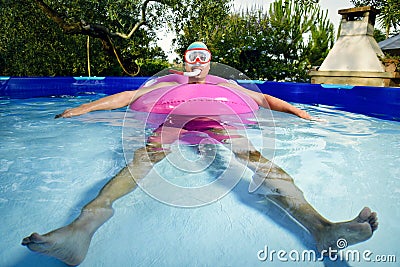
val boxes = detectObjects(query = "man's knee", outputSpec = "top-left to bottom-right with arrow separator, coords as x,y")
133,146 -> 167,164
256,176 -> 304,199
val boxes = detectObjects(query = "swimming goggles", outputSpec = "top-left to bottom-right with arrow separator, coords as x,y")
184,48 -> 212,64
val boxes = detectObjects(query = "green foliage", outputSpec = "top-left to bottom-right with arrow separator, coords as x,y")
1,0 -> 335,81
1,1 -> 85,76
171,0 -> 233,59
0,0 -> 171,76
374,29 -> 387,43
176,0 -> 334,81
136,58 -> 171,76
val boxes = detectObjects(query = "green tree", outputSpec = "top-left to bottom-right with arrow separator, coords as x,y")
1,0 -> 334,80
183,0 -> 334,82
351,0 -> 400,38
374,29 -> 387,43
0,0 -> 173,76
171,0 -> 233,60
1,1 -> 88,76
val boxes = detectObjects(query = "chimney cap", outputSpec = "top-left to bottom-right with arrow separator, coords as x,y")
338,6 -> 380,15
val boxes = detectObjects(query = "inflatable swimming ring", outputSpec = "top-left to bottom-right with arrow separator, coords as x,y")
130,74 -> 259,116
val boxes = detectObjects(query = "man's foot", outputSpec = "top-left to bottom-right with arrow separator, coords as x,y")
22,225 -> 92,266
22,207 -> 113,266
315,207 -> 378,252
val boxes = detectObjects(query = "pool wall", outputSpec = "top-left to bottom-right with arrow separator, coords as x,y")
1,76 -> 399,121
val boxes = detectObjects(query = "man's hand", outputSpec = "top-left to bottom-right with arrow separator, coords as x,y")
55,105 -> 89,119
297,109 -> 312,120
297,110 -> 327,122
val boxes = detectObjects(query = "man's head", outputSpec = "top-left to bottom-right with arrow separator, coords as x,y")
184,41 -> 211,81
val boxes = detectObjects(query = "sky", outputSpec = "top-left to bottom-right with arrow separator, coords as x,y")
158,0 -> 354,61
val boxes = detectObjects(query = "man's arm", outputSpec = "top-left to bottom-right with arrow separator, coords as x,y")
55,91 -> 137,118
262,94 -> 311,120
218,81 -> 312,120
55,81 -> 179,119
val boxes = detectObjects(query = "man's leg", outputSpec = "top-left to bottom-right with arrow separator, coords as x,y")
230,137 -> 378,252
22,145 -> 167,266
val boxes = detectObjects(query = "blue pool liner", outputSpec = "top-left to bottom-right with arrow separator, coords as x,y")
0,77 -> 399,121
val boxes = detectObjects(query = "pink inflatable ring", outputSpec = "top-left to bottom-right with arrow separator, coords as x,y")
130,78 -> 259,116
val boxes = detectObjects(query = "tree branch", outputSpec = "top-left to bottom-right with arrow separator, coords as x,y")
33,0 -> 108,37
34,0 -> 170,39
32,0 -> 171,75
113,0 -> 152,38
35,0 -> 166,38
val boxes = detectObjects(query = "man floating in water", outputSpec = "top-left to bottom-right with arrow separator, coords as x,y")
22,42 -> 378,266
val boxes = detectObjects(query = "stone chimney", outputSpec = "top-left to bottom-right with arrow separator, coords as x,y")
310,6 -> 399,87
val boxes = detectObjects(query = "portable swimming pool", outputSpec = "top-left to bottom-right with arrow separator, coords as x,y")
0,76 -> 399,266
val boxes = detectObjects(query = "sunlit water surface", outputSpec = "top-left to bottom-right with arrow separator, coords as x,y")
1,95 -> 399,267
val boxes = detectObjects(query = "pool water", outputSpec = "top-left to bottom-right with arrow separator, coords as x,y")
0,96 -> 399,266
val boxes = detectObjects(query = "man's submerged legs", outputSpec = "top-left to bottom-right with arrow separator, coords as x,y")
22,133 -> 379,265
21,146 -> 167,266
230,137 -> 378,252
